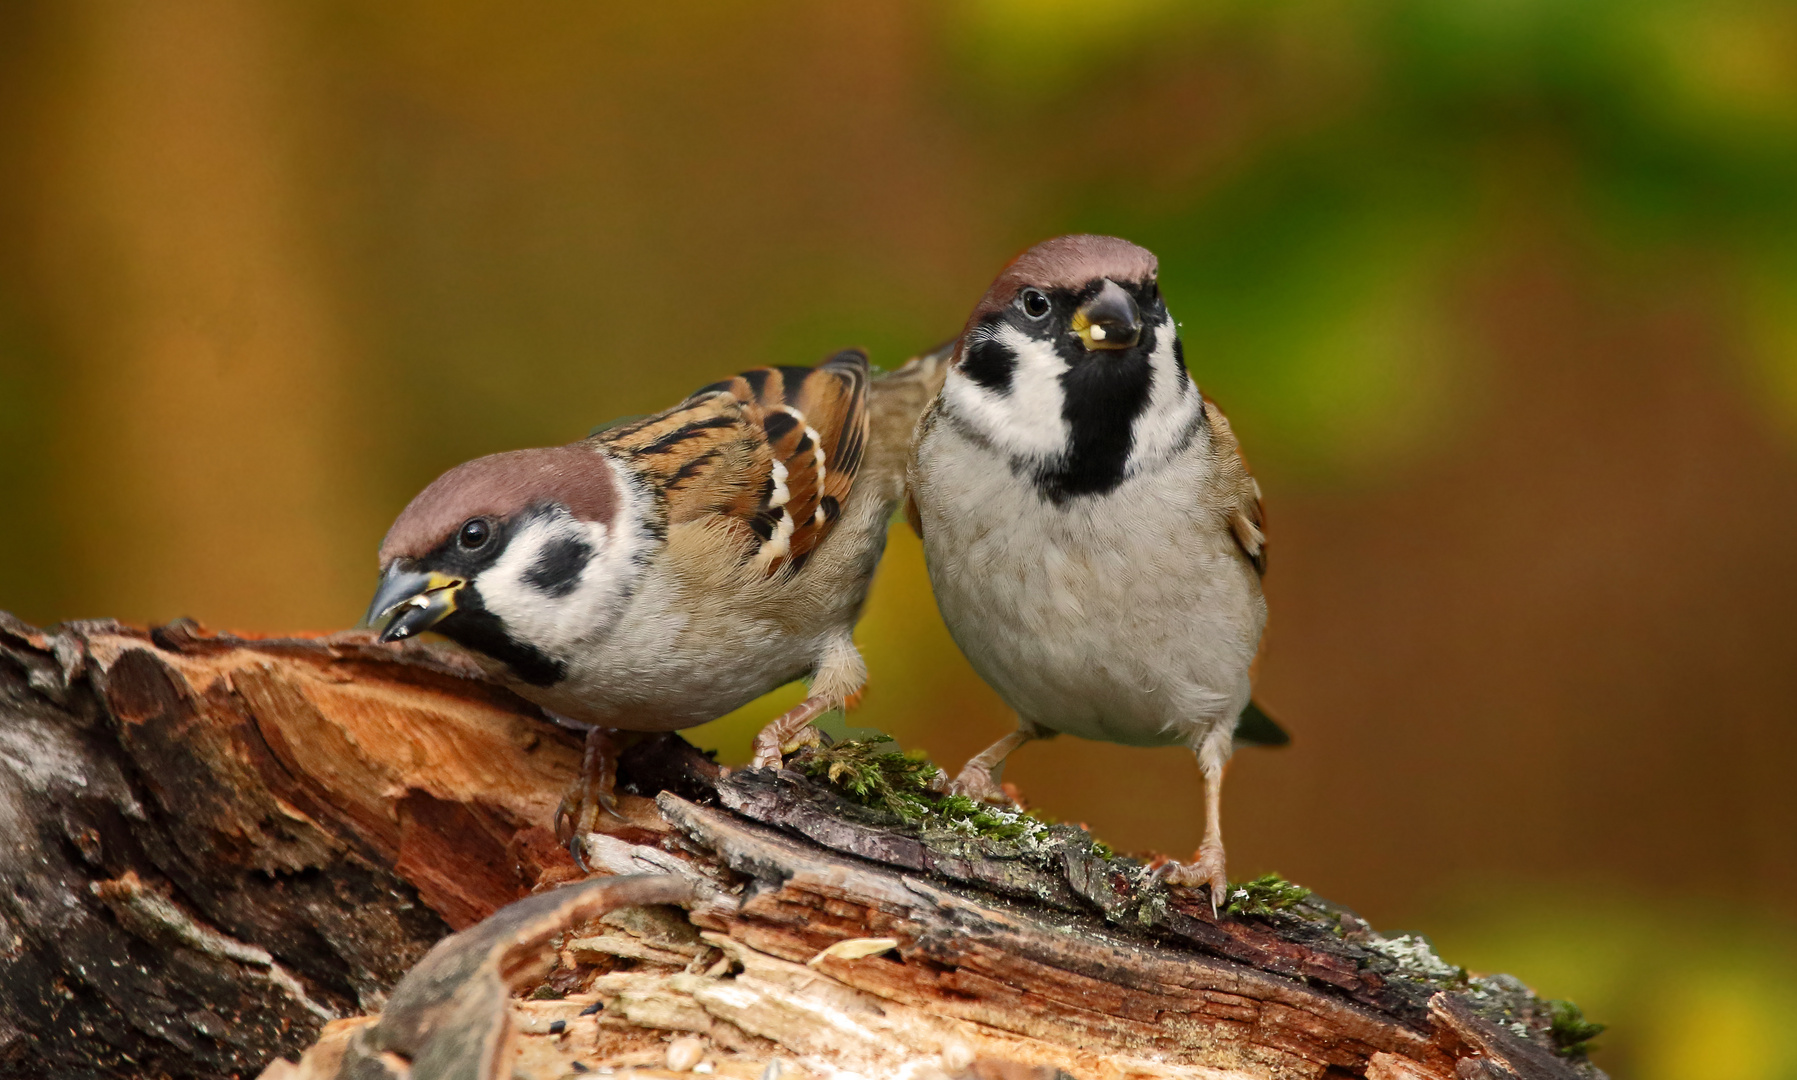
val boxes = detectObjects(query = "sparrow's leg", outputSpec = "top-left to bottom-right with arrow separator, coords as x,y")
1160,721 -> 1233,915
948,716 -> 1047,803
555,726 -> 624,867
749,696 -> 834,770
749,635 -> 864,770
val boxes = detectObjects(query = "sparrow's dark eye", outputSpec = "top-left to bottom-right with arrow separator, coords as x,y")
458,518 -> 492,550
1019,288 -> 1051,319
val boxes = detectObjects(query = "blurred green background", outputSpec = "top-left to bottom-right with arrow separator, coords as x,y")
3,2 -> 1796,1075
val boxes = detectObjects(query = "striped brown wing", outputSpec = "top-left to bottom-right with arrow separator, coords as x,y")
597,350 -> 869,575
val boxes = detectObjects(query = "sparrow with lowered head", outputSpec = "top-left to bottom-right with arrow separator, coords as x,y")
907,235 -> 1282,908
366,347 -> 947,848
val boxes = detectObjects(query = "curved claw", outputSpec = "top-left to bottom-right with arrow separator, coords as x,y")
752,725 -> 822,770
748,726 -> 784,771
554,793 -> 600,873
565,831 -> 589,874
554,796 -> 575,846
945,764 -> 1010,805
1156,844 -> 1229,917
749,697 -> 832,771
946,727 -> 1034,805
555,727 -> 626,872
554,792 -> 588,872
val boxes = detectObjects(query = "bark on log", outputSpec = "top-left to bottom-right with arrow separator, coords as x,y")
0,615 -> 1604,1080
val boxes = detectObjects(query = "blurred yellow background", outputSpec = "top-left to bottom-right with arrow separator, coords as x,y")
3,3 -> 1795,1075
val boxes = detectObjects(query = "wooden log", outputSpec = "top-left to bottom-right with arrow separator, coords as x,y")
0,614 -> 582,1077
0,614 -> 1605,1080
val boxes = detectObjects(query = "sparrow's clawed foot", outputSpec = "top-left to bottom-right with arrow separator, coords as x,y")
945,727 -> 1036,803
749,696 -> 833,770
1156,841 -> 1229,917
555,726 -> 626,870
945,762 -> 1010,804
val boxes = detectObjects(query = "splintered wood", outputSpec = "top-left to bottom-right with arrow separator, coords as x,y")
0,616 -> 1601,1080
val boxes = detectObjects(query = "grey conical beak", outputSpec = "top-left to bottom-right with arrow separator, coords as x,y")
1073,279 -> 1142,351
363,565 -> 465,643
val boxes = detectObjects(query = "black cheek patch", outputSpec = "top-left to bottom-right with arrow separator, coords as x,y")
960,335 -> 1018,394
524,534 -> 593,598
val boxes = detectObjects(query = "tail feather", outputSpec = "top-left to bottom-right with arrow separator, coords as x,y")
1234,700 -> 1290,748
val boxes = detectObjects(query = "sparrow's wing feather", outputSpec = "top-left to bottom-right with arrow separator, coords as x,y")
759,350 -> 868,570
881,343 -> 955,541
596,351 -> 870,575
1202,397 -> 1266,576
592,395 -> 768,524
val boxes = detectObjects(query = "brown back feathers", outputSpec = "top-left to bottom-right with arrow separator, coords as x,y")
595,350 -> 870,575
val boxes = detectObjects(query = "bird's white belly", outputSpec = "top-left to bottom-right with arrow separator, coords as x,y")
916,430 -> 1264,748
510,560 -> 820,731
521,610 -> 816,732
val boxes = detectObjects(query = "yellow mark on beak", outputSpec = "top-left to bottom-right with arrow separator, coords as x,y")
364,567 -> 466,643
1072,278 -> 1142,351
422,571 -> 462,598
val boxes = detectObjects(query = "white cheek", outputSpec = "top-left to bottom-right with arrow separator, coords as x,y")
1126,320 -> 1202,473
476,512 -> 646,658
942,325 -> 1069,462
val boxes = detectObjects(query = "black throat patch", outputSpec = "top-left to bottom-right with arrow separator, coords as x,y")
1030,347 -> 1155,504
434,586 -> 567,688
955,284 -> 1181,507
